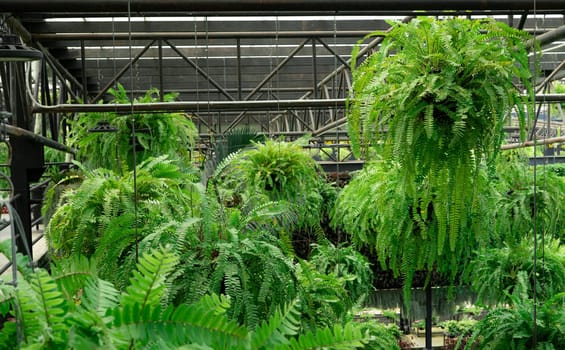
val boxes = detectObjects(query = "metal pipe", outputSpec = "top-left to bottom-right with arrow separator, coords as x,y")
532,24 -> 565,48
30,92 -> 565,116
32,98 -> 348,113
1,0 -> 564,12
1,123 -> 77,154
33,31 -> 374,41
501,136 -> 565,150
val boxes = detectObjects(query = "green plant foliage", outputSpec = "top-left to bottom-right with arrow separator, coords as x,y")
355,320 -> 401,350
208,232 -> 298,329
215,138 -> 333,257
295,260 -> 351,330
44,156 -> 202,289
439,319 -> 477,338
466,239 -> 565,306
69,84 -> 197,172
347,17 -> 534,274
331,161 -> 497,302
309,242 -> 374,305
463,290 -> 565,350
492,152 -> 565,243
0,246 -> 372,349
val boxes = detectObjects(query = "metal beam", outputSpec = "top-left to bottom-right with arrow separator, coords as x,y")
29,93 -> 565,114
33,31 -> 373,41
2,0 -> 564,12
165,39 -> 236,101
92,40 -> 155,102
533,24 -> 565,48
32,98 -> 347,113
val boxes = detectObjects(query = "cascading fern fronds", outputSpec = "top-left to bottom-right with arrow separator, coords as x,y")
348,17 -> 534,258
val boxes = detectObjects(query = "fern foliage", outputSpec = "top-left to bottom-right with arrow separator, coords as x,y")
1,246 -> 373,349
492,152 -> 565,244
214,138 -> 335,257
69,83 -> 198,172
348,16 -> 533,260
466,239 -> 565,306
464,291 -> 565,350
332,161 -> 496,301
44,155 -> 202,289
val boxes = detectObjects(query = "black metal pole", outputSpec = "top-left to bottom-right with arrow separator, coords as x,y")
425,284 -> 433,350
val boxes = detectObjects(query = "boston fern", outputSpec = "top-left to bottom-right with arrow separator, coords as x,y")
348,17 -> 534,256
331,161 -> 497,302
215,138 -> 333,257
69,84 -> 197,172
44,156 -> 202,289
466,239 -> 565,306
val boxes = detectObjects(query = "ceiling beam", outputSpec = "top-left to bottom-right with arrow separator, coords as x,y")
2,0 -> 564,13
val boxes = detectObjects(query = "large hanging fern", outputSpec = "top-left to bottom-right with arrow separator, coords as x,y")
348,17 -> 534,257
332,161 -> 498,301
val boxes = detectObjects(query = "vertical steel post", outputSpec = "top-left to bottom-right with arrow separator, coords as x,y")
236,38 -> 242,101
158,39 -> 164,101
425,284 -> 433,350
81,39 -> 88,102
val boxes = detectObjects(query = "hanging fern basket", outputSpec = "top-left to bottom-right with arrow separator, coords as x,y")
346,17 -> 536,295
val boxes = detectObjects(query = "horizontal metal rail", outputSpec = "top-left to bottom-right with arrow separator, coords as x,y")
33,31 -> 375,41
30,94 -> 565,115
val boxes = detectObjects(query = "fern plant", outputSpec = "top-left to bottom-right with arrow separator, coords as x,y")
44,156 -> 202,289
466,239 -> 565,306
215,138 -> 334,257
0,246 -> 373,349
331,161 -> 497,302
348,17 -> 534,268
69,84 -> 197,172
463,284 -> 565,350
492,151 -> 565,244
309,242 -> 374,306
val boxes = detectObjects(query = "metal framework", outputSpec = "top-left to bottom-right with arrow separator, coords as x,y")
0,1 -> 564,262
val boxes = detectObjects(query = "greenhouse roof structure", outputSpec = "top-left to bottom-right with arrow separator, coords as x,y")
0,0 -> 564,256
0,0 -> 564,139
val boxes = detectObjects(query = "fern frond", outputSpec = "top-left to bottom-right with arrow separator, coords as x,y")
249,298 -> 300,349
112,296 -> 247,349
82,277 -> 120,316
120,246 -> 179,310
285,322 -> 367,350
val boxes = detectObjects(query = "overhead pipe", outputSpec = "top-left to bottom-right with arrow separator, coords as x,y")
1,123 -> 77,154
31,98 -> 348,114
32,31 -> 374,41
30,93 -> 565,115
1,0 -> 564,12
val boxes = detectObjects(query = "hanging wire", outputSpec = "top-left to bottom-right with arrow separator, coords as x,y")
332,13 -> 342,244
532,0 -> 539,347
126,0 -> 139,262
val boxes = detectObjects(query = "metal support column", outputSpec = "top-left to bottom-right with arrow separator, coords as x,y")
8,63 -> 45,258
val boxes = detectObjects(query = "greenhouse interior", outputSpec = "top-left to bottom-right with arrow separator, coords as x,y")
0,1 -> 564,349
